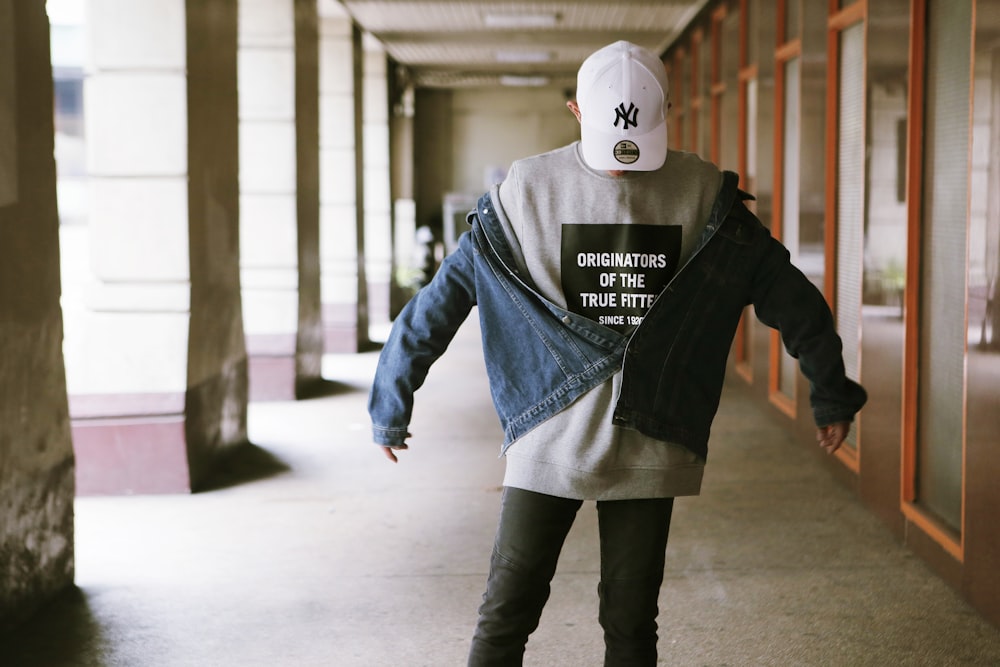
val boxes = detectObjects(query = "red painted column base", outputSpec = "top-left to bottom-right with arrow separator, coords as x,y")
69,393 -> 191,495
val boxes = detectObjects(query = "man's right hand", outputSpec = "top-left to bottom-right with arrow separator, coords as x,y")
380,439 -> 410,463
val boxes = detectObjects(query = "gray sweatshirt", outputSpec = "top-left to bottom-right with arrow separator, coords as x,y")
493,142 -> 723,500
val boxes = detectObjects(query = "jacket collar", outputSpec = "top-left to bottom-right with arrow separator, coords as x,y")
471,191 -> 538,288
692,170 -> 741,255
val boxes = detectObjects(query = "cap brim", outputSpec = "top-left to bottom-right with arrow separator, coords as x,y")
580,120 -> 668,171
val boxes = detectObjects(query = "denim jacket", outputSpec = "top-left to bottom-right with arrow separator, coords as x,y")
369,171 -> 867,461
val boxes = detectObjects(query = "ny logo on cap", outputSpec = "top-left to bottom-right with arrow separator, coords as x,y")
614,102 -> 639,130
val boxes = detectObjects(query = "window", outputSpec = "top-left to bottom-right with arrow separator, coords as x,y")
770,0 -> 805,414
901,0 -> 989,560
829,4 -> 867,466
719,5 -> 741,171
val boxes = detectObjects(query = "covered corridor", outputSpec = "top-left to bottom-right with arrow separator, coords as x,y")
6,0 -> 1000,660
4,320 -> 1000,665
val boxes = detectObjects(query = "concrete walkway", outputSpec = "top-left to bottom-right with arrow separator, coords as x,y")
4,318 -> 1000,666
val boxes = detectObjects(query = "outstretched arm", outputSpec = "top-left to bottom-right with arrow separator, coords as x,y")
368,230 -> 478,460
748,224 -> 867,432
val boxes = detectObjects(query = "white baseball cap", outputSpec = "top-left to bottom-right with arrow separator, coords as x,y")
576,40 -> 669,171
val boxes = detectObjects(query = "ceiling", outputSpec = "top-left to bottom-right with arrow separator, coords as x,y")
324,1 -> 710,89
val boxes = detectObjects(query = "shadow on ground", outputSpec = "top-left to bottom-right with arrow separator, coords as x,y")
197,441 -> 292,492
0,587 -> 107,667
295,377 -> 362,400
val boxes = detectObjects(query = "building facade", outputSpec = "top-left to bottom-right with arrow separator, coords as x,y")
663,0 -> 999,628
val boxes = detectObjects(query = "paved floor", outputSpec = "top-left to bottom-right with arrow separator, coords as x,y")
4,318 -> 1000,666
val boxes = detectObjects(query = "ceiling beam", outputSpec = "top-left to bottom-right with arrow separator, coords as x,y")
372,30 -> 670,45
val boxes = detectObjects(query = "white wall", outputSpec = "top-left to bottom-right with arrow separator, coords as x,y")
449,87 -> 580,196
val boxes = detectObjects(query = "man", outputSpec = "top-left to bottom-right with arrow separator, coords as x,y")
368,40 -> 866,666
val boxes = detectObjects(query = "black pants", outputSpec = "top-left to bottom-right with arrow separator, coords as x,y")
468,487 -> 675,666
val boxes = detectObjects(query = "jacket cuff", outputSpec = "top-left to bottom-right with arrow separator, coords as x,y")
812,380 -> 868,427
372,425 -> 409,447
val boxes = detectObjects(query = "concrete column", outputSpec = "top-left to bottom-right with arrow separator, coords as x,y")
319,10 -> 368,352
239,0 -> 298,399
69,0 -> 246,494
185,0 -> 249,475
388,62 -> 416,320
293,0 -> 323,391
363,36 -> 392,329
0,0 -> 75,625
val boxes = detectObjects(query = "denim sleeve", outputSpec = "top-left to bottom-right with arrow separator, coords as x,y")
368,230 -> 478,446
750,232 -> 868,426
